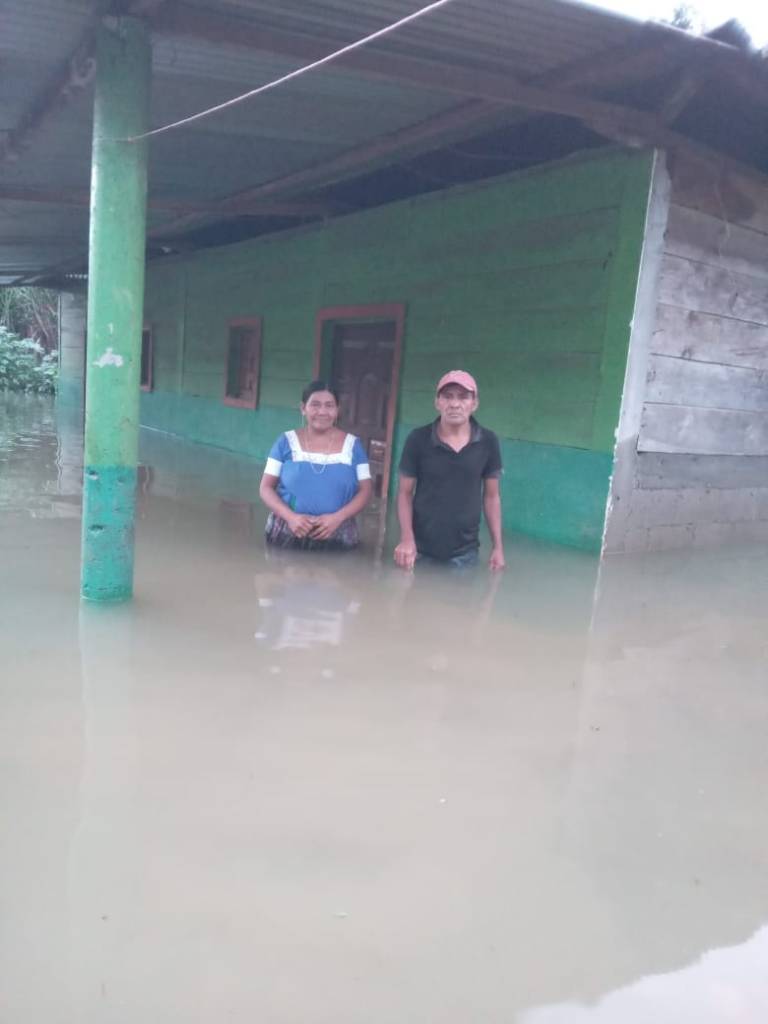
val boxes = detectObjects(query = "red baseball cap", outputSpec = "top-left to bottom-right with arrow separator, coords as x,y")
436,370 -> 478,396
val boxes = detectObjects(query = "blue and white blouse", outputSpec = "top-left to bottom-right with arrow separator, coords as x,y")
263,430 -> 371,516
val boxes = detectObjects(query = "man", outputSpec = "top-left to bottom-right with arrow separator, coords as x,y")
394,370 -> 505,571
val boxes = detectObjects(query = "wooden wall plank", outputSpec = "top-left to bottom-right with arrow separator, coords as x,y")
646,353 -> 768,413
665,204 -> 768,282
627,485 -> 768,528
617,519 -> 768,553
636,451 -> 768,490
639,403 -> 768,455
609,151 -> 768,552
669,151 -> 768,234
657,253 -> 768,325
652,304 -> 768,370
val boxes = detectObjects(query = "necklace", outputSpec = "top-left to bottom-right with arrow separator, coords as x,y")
302,428 -> 337,475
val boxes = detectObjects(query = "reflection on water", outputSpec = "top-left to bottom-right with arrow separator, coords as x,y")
1,395 -> 768,1023
524,924 -> 768,1023
255,558 -> 362,652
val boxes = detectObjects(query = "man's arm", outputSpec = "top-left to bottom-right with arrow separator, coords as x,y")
483,477 -> 505,571
394,475 -> 418,570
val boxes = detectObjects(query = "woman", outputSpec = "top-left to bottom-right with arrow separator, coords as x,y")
259,380 -> 372,550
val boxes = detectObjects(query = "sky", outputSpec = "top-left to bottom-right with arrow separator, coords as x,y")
590,0 -> 768,47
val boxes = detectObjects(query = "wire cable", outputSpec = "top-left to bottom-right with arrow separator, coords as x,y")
125,0 -> 458,142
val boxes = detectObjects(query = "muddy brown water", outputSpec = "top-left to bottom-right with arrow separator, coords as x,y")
2,395 -> 768,1023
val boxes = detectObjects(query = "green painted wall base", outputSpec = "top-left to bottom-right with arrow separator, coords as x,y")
56,378 -> 85,407
140,390 -> 291,459
499,439 -> 612,551
81,465 -> 137,602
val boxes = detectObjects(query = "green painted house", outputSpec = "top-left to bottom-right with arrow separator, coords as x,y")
139,146 -> 655,551
4,0 -> 768,598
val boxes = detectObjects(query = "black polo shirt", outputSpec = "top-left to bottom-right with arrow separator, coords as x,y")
399,418 -> 503,561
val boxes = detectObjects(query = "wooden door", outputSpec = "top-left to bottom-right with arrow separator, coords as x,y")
330,321 -> 396,507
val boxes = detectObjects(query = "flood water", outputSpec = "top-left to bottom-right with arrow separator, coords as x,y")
2,394 -> 768,1023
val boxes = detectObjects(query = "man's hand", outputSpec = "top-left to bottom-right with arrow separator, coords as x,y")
489,546 -> 506,571
309,512 -> 342,541
287,513 -> 316,539
394,539 -> 417,571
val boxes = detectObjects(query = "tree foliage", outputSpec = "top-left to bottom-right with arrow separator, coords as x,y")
0,327 -> 58,394
665,4 -> 700,31
0,287 -> 58,351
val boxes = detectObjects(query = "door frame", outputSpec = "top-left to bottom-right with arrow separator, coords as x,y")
313,303 -> 405,505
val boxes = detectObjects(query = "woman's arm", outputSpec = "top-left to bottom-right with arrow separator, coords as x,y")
310,479 -> 373,540
259,474 -> 316,539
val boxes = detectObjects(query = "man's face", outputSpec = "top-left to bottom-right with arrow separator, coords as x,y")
435,384 -> 478,426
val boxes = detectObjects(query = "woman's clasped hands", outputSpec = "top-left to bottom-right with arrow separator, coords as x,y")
286,511 -> 342,541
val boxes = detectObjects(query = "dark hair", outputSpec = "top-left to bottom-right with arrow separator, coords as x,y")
301,379 -> 340,405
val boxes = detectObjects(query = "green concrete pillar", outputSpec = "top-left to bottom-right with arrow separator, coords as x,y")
81,17 -> 150,602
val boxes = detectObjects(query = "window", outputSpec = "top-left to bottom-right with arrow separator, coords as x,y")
140,325 -> 153,391
224,318 -> 262,408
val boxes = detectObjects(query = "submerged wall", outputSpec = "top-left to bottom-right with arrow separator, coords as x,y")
57,290 -> 87,407
142,147 -> 654,550
604,151 -> 768,553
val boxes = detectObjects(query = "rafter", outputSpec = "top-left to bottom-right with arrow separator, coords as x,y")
657,67 -> 707,125
0,33 -> 97,165
148,18 -> 727,241
0,237 -> 86,247
10,252 -> 89,287
0,186 -> 340,218
149,99 -> 503,239
0,1 -> 175,167
150,74 -> 688,239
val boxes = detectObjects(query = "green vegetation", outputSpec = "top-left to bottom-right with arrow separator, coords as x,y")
0,327 -> 58,394
0,287 -> 58,351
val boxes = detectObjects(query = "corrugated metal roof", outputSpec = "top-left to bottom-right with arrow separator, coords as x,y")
1,0 -> 94,128
1,0 -> 765,285
190,0 -> 636,75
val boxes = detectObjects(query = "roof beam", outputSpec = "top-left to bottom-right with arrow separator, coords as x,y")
149,98 -> 504,239
0,34 -> 97,165
0,269 -> 56,277
0,1 -> 178,167
151,92 -> 686,240
657,67 -> 708,125
10,251 -> 90,287
0,187 -> 93,207
640,20 -> 768,108
0,237 -> 86,247
0,185 -> 338,217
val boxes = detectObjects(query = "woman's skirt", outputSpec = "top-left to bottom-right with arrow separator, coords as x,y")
265,512 -> 360,551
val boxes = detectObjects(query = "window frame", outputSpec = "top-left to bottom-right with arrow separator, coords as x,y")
223,316 -> 263,410
140,323 -> 154,392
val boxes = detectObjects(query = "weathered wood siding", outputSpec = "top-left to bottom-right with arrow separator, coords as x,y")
606,151 -> 768,553
143,147 -> 653,550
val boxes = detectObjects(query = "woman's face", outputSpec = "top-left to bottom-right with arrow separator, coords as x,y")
302,390 -> 338,431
